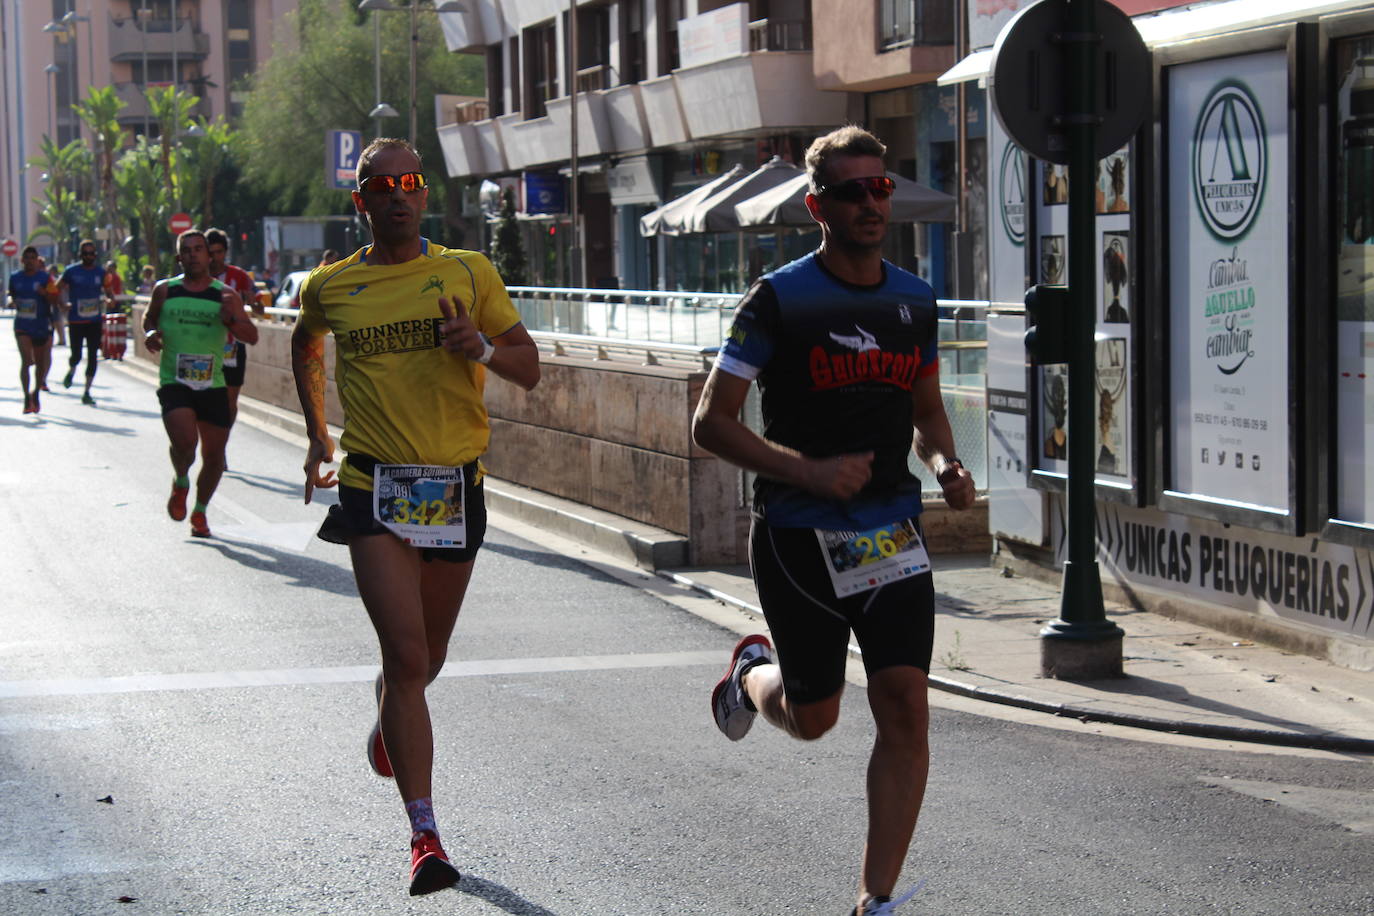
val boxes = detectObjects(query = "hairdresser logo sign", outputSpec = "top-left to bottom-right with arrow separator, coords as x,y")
1167,51 -> 1289,512
1192,83 -> 1267,240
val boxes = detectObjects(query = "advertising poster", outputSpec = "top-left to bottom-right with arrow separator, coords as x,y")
1097,149 -> 1130,214
1102,230 -> 1130,324
1040,235 -> 1066,284
1167,51 -> 1290,513
988,114 -> 1028,305
1335,37 -> 1374,525
1040,363 -> 1069,469
1095,337 -> 1129,480
987,313 -> 1045,543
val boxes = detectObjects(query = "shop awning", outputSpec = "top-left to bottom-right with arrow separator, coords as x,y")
677,157 -> 803,234
638,165 -> 745,238
733,172 -> 956,228
937,0 -> 1374,86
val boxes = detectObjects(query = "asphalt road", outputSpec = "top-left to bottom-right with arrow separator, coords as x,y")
1,332 -> 1371,915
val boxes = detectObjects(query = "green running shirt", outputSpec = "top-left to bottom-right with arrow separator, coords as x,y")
158,277 -> 230,389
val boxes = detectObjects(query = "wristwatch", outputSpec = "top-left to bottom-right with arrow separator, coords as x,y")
936,458 -> 964,485
475,332 -> 496,365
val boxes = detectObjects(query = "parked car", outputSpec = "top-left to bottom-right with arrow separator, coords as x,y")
274,270 -> 313,310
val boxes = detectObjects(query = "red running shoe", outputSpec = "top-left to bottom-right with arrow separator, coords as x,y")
167,485 -> 189,521
409,831 -> 460,896
190,510 -> 211,538
367,674 -> 393,778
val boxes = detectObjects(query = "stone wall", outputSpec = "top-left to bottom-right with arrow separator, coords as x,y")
129,306 -> 987,564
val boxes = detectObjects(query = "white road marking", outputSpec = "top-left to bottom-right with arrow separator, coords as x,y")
0,650 -> 723,699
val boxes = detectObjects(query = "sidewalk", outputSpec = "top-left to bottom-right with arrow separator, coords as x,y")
663,558 -> 1374,753
100,353 -> 1374,755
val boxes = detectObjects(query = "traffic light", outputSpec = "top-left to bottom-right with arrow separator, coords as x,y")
1024,284 -> 1071,365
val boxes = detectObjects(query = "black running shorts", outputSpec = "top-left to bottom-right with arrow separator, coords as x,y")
157,383 -> 232,428
316,456 -> 487,564
222,341 -> 247,387
748,518 -> 935,704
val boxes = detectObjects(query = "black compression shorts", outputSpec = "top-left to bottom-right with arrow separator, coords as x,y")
157,384 -> 232,428
222,341 -> 247,387
748,517 -> 935,704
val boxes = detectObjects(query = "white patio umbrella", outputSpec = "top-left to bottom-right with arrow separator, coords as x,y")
733,171 -> 957,227
638,165 -> 745,237
678,156 -> 804,234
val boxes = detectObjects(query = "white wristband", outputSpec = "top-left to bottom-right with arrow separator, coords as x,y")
475,333 -> 495,365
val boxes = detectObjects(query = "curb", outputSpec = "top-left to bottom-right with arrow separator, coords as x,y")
657,569 -> 1374,754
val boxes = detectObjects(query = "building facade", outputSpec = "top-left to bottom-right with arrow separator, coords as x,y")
0,0 -> 296,253
436,0 -> 969,293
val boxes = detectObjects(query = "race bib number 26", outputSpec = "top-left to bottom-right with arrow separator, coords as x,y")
816,517 -> 930,598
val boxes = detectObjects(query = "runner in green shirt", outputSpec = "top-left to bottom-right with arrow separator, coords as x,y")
143,229 -> 258,538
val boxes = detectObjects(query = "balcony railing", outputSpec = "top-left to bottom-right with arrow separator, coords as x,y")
748,17 -> 811,52
877,0 -> 955,50
108,14 -> 209,61
575,63 -> 613,93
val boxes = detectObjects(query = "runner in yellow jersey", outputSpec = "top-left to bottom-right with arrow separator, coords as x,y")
291,138 -> 539,897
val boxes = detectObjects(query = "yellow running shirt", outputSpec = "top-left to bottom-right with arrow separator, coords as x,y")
296,240 -> 522,490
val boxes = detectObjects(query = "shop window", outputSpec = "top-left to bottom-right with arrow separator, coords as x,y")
524,22 -> 558,119
575,4 -> 611,92
658,0 -> 683,74
878,0 -> 954,50
1334,37 -> 1374,529
487,42 -> 505,117
620,0 -> 646,84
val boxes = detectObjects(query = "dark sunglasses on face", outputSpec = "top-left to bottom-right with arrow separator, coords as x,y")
817,175 -> 896,203
357,171 -> 427,194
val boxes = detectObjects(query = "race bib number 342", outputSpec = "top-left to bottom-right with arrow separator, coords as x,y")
816,518 -> 930,598
373,464 -> 466,548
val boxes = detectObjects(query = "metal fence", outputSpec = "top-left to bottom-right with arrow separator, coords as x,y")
510,285 -> 990,497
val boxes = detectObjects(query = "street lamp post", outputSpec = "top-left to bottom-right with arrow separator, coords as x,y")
366,8 -> 399,137
139,0 -> 152,138
44,63 -> 61,139
357,1 -> 467,145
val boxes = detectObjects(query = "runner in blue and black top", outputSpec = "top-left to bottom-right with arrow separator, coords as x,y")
9,246 -> 57,414
693,126 -> 976,916
59,239 -> 112,405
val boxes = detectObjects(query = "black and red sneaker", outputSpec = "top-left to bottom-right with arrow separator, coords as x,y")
408,830 -> 460,896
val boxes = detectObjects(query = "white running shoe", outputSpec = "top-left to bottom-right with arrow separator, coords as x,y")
711,634 -> 773,741
851,881 -> 927,915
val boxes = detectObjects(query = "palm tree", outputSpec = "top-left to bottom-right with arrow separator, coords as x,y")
73,86 -> 128,247
115,137 -> 171,274
29,185 -> 95,263
145,85 -> 198,207
27,136 -> 91,199
181,116 -> 235,226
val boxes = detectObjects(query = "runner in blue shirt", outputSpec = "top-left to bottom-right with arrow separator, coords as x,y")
59,239 -> 112,405
8,246 -> 57,414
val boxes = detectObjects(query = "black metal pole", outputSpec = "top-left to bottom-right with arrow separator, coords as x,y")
1040,0 -> 1124,674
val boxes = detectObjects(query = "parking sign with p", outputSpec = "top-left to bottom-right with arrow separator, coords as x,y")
326,130 -> 364,191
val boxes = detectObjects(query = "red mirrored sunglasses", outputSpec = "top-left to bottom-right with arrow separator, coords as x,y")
817,175 -> 896,203
357,171 -> 427,194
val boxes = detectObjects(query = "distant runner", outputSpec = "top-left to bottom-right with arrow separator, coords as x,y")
9,246 -> 55,414
143,229 -> 258,538
58,240 -> 112,405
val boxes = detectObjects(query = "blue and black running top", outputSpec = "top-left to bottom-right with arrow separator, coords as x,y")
8,269 -> 54,338
60,262 -> 106,324
715,252 -> 940,530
